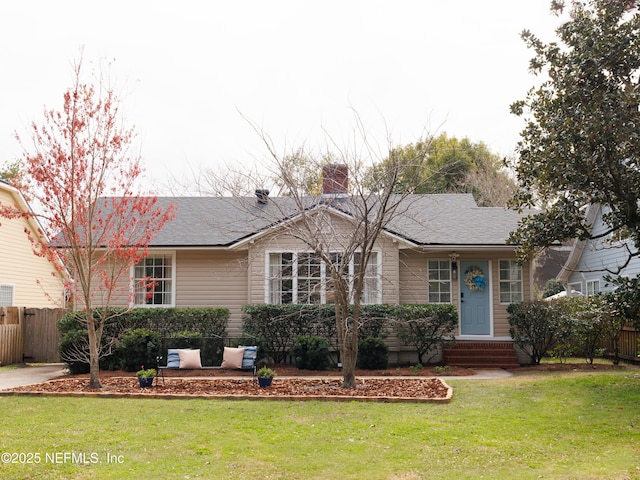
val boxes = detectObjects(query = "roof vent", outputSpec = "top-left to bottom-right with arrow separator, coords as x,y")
255,189 -> 270,205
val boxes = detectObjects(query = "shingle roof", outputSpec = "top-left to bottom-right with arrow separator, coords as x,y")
146,193 -> 525,248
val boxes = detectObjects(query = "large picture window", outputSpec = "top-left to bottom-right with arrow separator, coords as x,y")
499,259 -> 523,304
267,251 -> 380,304
134,253 -> 174,306
428,260 -> 451,303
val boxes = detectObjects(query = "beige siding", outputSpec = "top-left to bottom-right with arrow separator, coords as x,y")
0,188 -> 65,308
99,249 -> 249,334
399,249 -> 532,338
174,250 -> 248,334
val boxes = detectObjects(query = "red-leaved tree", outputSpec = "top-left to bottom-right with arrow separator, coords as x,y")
0,58 -> 175,388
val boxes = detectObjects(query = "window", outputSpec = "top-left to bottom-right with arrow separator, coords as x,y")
428,260 -> 451,303
586,280 -> 601,296
267,251 -> 380,304
568,282 -> 582,295
134,254 -> 174,306
0,284 -> 14,307
499,260 -> 523,304
354,252 -> 380,304
269,252 -> 294,304
297,252 -> 322,304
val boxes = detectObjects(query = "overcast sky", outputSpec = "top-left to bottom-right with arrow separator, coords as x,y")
0,1 -> 566,193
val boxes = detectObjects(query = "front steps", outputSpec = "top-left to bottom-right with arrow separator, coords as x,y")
443,341 -> 520,368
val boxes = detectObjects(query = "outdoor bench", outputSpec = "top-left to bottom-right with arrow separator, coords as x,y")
155,338 -> 258,385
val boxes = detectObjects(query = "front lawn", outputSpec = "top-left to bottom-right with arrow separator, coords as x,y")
0,369 -> 638,479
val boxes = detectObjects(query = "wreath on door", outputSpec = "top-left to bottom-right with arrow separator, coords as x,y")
464,265 -> 486,292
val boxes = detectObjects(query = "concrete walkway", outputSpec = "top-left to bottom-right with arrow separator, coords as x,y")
0,364 -> 67,390
441,368 -> 513,380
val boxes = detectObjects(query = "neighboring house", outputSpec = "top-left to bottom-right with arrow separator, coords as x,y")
533,243 -> 573,293
557,203 -> 640,295
93,168 -> 533,366
0,180 -> 66,308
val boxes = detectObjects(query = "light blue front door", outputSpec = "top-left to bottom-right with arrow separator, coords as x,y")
460,260 -> 491,335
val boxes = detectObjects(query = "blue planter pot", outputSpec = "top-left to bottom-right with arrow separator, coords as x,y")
258,377 -> 273,388
138,376 -> 154,388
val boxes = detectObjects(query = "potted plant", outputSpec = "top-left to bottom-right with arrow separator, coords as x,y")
257,366 -> 276,388
136,366 -> 156,388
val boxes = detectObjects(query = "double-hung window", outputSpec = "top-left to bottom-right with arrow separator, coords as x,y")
354,252 -> 380,304
134,253 -> 175,306
586,280 -> 600,296
499,259 -> 523,304
428,260 -> 451,303
267,251 -> 380,304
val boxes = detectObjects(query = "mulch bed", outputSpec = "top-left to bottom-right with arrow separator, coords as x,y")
5,376 -> 452,403
3,365 -> 466,403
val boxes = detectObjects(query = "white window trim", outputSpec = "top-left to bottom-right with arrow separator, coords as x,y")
0,283 -> 16,307
355,250 -> 383,305
130,251 -> 176,308
586,279 -> 601,297
427,259 -> 452,304
498,259 -> 524,305
264,249 -> 382,305
568,282 -> 583,295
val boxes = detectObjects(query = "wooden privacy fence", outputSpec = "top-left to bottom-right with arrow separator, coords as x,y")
23,308 -> 65,362
607,325 -> 639,363
0,307 -> 23,365
0,307 -> 65,365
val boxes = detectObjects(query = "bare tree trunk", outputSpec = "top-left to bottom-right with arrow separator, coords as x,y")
341,323 -> 358,388
85,308 -> 102,389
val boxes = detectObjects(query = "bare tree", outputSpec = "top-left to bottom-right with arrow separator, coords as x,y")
240,118 -> 431,388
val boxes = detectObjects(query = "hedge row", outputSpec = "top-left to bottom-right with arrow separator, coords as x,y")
508,297 -> 628,365
242,303 -> 457,366
59,307 -> 229,337
58,308 -> 229,373
59,304 -> 459,373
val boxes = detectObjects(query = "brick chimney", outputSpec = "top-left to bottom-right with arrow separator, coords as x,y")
322,164 -> 349,196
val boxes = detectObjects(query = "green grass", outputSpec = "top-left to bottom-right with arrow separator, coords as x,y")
0,370 -> 639,479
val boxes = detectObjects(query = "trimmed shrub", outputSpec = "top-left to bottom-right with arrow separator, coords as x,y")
357,337 -> 388,369
57,311 -> 123,373
123,307 -> 229,337
58,329 -> 91,374
112,328 -> 162,372
290,335 -> 331,370
57,308 -> 229,372
554,296 -> 607,364
358,305 -> 392,340
243,305 -> 310,364
508,301 -> 563,365
391,304 -> 457,364
241,304 -> 395,364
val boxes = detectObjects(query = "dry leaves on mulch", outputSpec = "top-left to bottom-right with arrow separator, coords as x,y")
6,377 -> 452,402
